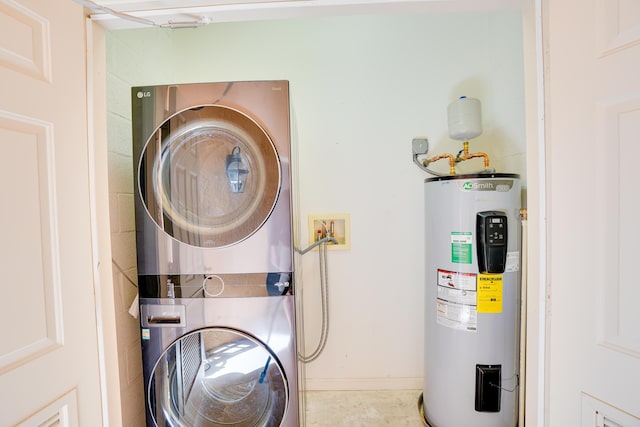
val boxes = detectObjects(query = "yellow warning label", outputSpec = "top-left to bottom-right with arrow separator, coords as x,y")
477,274 -> 503,313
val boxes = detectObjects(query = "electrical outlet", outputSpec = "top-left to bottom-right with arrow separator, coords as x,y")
412,137 -> 429,155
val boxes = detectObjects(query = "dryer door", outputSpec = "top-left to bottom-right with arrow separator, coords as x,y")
138,105 -> 281,248
149,328 -> 288,427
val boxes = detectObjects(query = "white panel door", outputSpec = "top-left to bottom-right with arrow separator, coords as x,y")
0,0 -> 104,425
546,0 -> 640,425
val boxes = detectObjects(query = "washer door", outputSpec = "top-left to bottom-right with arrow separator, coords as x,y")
139,105 -> 281,248
149,328 -> 288,427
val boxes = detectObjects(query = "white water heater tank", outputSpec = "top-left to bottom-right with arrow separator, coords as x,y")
423,173 -> 521,427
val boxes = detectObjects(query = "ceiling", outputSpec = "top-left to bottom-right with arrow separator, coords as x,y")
83,0 -> 523,30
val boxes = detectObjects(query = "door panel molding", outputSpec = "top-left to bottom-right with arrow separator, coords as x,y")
582,393 -> 640,427
0,0 -> 51,81
15,388 -> 79,427
595,95 -> 640,359
0,110 -> 63,375
596,0 -> 640,57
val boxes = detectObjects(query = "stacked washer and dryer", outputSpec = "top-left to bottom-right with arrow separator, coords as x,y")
131,81 -> 299,427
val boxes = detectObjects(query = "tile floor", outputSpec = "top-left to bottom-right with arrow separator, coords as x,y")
304,390 -> 426,426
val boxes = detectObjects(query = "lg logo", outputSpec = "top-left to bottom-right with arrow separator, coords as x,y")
136,91 -> 151,98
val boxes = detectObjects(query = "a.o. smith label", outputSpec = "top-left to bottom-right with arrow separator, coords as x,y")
458,180 -> 514,192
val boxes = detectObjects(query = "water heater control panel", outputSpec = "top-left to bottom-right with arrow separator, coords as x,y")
476,211 -> 508,273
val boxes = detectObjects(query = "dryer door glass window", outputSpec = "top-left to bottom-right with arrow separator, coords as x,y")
149,328 -> 288,427
139,105 -> 281,248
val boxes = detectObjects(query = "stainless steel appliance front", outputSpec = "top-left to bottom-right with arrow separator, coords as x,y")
140,296 -> 298,427
132,81 -> 292,277
132,81 -> 299,427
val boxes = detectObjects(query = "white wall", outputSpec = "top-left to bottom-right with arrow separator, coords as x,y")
106,10 -> 525,393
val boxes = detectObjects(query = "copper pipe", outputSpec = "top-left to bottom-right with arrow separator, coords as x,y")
423,153 -> 456,175
456,141 -> 491,169
458,152 -> 491,168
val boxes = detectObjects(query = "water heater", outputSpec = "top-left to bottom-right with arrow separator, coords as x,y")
423,173 -> 521,427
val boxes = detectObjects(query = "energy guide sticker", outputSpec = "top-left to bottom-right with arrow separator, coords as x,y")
477,274 -> 503,313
